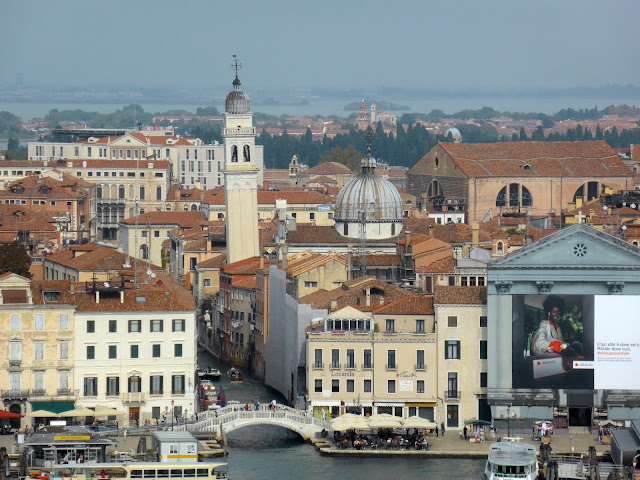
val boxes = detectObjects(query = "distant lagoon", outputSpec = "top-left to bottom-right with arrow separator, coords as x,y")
1,94 -> 639,122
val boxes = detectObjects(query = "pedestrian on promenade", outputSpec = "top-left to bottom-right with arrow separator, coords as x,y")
441,422 -> 445,436
321,407 -> 326,421
123,429 -> 127,439
463,426 -> 467,439
14,431 -> 18,446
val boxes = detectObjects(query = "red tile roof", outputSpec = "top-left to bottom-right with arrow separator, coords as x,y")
372,295 -> 434,315
305,162 -> 355,175
434,286 -> 487,305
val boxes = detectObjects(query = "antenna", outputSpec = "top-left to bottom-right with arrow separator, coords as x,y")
231,55 -> 242,78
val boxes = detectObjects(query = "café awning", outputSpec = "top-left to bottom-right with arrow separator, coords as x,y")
30,401 -> 74,414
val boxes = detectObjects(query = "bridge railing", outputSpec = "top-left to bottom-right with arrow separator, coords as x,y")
177,404 -> 330,432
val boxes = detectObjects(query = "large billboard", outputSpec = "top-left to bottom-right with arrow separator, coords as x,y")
512,295 -> 640,390
512,294 -> 594,389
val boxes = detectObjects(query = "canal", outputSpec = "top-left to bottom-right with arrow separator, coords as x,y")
198,351 -> 486,479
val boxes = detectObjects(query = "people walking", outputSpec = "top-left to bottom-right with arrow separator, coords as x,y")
441,422 -> 445,436
321,407 -> 326,421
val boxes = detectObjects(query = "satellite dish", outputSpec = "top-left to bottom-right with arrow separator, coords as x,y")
267,248 -> 273,254
632,204 -> 637,209
603,205 -> 608,211
151,273 -> 156,279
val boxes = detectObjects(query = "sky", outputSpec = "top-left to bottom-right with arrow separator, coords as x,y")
1,0 -> 639,94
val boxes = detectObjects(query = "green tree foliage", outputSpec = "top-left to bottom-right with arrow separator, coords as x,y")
196,106 -> 221,116
0,111 -> 23,136
531,126 -> 545,141
0,242 -> 32,278
322,145 -> 362,171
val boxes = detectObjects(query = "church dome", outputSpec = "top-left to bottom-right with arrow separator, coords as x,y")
334,149 -> 403,226
445,127 -> 462,142
225,76 -> 250,114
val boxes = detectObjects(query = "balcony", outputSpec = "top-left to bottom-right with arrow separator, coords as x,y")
9,359 -> 21,367
312,362 -> 324,370
445,390 -> 461,401
122,392 -> 147,403
1,389 -> 29,399
362,363 -> 373,370
345,363 -> 356,370
386,364 -> 397,371
222,127 -> 256,136
329,363 -> 341,370
415,363 -> 426,371
57,388 -> 74,396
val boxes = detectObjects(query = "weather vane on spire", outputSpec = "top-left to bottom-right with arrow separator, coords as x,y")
231,54 -> 242,79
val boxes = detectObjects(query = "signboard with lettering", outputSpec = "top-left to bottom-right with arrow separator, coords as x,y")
399,380 -> 413,392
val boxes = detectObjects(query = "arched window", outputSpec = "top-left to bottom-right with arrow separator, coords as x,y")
633,241 -> 639,247
496,183 -> 534,209
435,157 -> 439,168
191,204 -> 198,211
96,185 -> 102,199
156,186 -> 162,201
497,241 -> 504,255
243,145 -> 250,162
573,182 -> 603,203
344,223 -> 349,236
391,224 -> 396,236
231,146 -> 238,162
165,204 -> 172,211
140,244 -> 148,260
427,180 -> 443,198
119,185 -> 125,200
183,205 -> 189,211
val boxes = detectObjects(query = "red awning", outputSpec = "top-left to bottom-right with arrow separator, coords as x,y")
0,410 -> 24,419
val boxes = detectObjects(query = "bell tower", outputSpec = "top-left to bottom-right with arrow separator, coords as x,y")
223,56 -> 259,264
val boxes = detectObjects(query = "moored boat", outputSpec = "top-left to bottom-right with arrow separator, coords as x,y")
37,461 -> 228,480
197,366 -> 222,381
485,440 -> 538,480
228,368 -> 243,382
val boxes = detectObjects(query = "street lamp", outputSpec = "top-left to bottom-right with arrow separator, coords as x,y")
570,435 -> 573,458
507,406 -> 511,438
171,400 -> 175,431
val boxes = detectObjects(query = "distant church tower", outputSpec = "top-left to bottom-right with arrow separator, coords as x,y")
370,103 -> 376,124
357,99 -> 369,131
223,57 -> 259,264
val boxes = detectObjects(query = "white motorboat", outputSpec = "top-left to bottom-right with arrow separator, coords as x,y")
485,440 -> 538,480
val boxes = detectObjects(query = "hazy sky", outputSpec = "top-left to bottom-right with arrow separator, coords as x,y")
2,0 -> 639,93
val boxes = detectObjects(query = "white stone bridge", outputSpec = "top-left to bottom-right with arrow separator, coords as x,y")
175,404 -> 330,441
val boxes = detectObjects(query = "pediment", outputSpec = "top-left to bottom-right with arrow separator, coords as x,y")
492,224 -> 640,270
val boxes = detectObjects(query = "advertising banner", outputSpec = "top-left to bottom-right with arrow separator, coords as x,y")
512,294 -> 594,389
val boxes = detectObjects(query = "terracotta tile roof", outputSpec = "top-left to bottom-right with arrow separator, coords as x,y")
299,276 -> 410,310
365,253 -> 400,266
120,211 -> 207,227
222,256 -> 275,276
434,285 -> 487,305
45,243 -> 159,272
29,277 -> 195,311
47,159 -> 169,170
0,175 -> 87,200
286,251 -> 347,276
284,225 -> 394,245
202,188 -> 333,206
434,141 -> 630,178
309,175 -> 338,184
372,295 -> 434,315
419,255 -> 455,274
305,162 -> 355,175
198,253 -> 226,269
232,276 -> 256,289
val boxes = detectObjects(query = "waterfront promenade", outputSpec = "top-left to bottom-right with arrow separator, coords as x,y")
0,426 -> 611,459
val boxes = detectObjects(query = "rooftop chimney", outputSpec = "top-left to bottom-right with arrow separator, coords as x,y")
472,223 -> 479,246
330,299 -> 338,310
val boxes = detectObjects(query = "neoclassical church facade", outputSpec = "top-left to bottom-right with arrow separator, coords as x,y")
407,141 -> 632,224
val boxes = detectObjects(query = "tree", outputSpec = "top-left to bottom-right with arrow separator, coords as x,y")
531,126 -> 545,141
519,127 -> 528,141
7,138 -> 20,150
321,145 -> 362,171
0,242 -> 32,279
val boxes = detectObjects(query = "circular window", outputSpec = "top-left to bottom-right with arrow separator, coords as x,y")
572,242 -> 588,257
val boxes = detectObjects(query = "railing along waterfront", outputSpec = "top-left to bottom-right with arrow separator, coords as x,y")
177,404 -> 330,433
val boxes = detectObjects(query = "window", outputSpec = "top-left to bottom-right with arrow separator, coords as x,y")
130,345 -> 139,359
142,231 -> 147,238
119,185 -> 125,199
387,350 -> 396,369
385,319 -> 395,332
128,376 -> 141,393
480,340 -> 488,360
154,230 -> 160,238
84,377 -> 98,396
415,319 -> 425,333
346,349 -> 355,369
107,377 -> 120,396
35,313 -> 44,330
364,379 -> 372,393
388,380 -> 396,394
59,341 -> 69,360
363,349 -> 372,369
151,319 -> 163,332
10,342 -> 21,363
108,345 -> 117,359
140,186 -> 145,200
416,350 -> 425,370
59,371 -> 69,392
109,320 -> 117,333
445,341 -> 460,359
447,372 -> 458,397
174,344 -> 183,357
480,372 -> 488,388
156,186 -> 162,200
447,316 -> 458,328
203,278 -> 212,287
129,320 -> 141,332
152,344 -> 161,358
417,380 -> 425,393
10,313 -> 20,331
34,341 -> 44,360
58,313 -> 69,330
172,375 -> 185,394
172,319 -> 185,332
304,281 -> 318,288
190,258 -> 197,271
314,379 -> 322,393
331,349 -> 340,368
314,349 -> 323,368
480,316 -> 487,328
86,345 -> 95,360
346,379 -> 354,393
331,379 -> 339,393
150,375 -> 163,395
